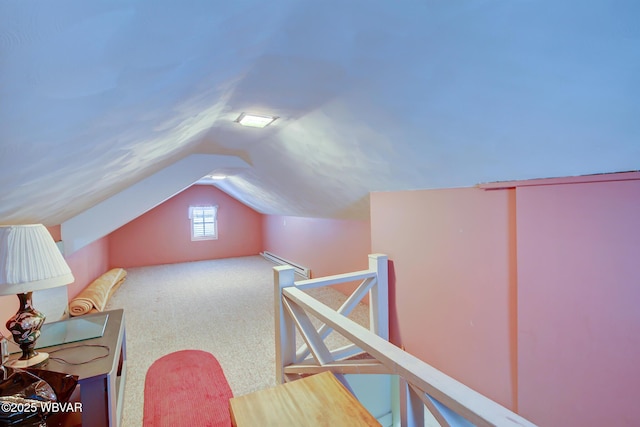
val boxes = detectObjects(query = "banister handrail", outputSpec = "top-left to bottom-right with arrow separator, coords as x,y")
294,269 -> 376,290
283,287 -> 536,427
274,254 -> 537,427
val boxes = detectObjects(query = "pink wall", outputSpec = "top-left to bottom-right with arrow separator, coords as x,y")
44,225 -> 111,300
65,235 -> 110,299
516,179 -> 640,426
370,187 -> 517,409
370,173 -> 640,426
263,216 -> 371,293
109,185 -> 263,268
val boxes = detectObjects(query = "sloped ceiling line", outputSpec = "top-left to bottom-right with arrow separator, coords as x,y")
61,154 -> 250,255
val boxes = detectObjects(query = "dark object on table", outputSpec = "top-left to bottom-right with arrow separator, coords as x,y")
0,367 -> 78,426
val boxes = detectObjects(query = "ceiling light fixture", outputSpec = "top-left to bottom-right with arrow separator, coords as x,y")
235,113 -> 278,128
208,174 -> 227,180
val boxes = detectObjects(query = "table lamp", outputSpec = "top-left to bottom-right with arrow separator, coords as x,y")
0,224 -> 74,367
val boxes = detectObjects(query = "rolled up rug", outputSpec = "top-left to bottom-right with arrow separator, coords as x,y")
69,268 -> 126,316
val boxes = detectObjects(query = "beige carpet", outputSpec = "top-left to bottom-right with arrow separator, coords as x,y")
105,255 -> 369,426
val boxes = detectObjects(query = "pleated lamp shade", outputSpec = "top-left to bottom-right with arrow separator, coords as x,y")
0,224 -> 74,295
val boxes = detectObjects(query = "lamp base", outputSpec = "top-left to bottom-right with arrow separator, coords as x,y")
6,291 -> 48,367
5,351 -> 49,368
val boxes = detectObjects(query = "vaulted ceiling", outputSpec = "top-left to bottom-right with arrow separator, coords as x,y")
1,2 -> 638,230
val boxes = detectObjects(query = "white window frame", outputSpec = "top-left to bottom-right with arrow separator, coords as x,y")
189,205 -> 218,241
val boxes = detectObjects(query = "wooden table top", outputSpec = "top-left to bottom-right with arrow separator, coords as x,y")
229,371 -> 381,427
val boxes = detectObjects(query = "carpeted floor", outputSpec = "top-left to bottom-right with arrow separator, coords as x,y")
105,255 -> 369,426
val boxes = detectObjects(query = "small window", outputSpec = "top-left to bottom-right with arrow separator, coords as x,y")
189,205 -> 218,240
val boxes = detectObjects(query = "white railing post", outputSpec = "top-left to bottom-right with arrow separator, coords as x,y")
369,254 -> 389,340
274,265 -> 296,384
401,379 -> 426,427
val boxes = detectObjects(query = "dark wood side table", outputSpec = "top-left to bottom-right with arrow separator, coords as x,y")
7,309 -> 127,427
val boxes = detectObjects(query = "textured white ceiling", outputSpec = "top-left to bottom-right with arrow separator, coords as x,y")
1,1 -> 638,226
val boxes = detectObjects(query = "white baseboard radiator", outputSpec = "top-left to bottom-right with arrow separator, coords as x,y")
261,251 -> 312,279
